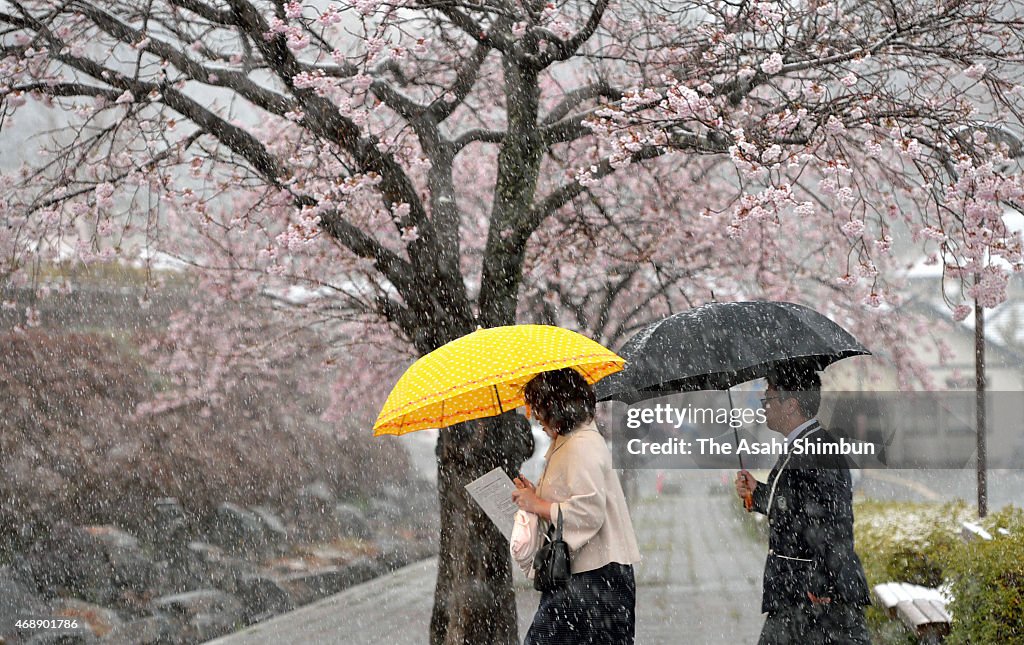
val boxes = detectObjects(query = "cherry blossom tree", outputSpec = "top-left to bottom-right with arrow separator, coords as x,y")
3,0 -> 1024,641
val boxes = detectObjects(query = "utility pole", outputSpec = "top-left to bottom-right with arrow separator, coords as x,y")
975,273 -> 987,518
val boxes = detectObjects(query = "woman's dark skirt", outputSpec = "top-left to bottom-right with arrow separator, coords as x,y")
524,562 -> 636,645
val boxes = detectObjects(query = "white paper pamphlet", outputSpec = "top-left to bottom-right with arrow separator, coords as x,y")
465,466 -> 519,541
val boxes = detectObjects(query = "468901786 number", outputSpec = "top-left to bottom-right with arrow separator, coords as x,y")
15,619 -> 81,629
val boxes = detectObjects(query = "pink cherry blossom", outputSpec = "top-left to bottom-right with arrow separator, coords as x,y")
952,304 -> 972,321
761,52 -> 784,74
841,219 -> 865,238
862,293 -> 883,307
963,64 -> 987,80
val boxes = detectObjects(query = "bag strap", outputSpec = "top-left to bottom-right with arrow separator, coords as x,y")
552,506 -> 564,541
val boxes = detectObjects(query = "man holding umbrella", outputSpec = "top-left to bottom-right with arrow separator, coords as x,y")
735,369 -> 871,644
596,300 -> 874,642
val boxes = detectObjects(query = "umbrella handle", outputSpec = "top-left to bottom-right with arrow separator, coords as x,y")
728,389 -> 753,512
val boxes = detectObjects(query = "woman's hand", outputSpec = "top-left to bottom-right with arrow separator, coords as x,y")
513,474 -> 535,491
512,478 -> 552,520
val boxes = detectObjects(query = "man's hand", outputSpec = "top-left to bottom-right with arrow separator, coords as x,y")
735,470 -> 757,499
807,592 -> 832,605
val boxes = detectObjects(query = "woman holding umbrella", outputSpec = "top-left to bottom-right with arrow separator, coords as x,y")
512,367 -> 642,645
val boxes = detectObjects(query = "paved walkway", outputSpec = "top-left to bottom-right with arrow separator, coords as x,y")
208,471 -> 766,644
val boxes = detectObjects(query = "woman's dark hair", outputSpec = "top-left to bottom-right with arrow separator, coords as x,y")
523,368 -> 596,435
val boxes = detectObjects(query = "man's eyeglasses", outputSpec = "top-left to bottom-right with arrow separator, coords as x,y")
760,396 -> 783,407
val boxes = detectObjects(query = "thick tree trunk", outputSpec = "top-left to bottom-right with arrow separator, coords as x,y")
422,52 -> 542,645
430,413 -> 534,644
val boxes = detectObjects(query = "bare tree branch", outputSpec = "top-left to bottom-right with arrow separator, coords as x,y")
454,127 -> 505,147
166,0 -> 235,24
414,0 -> 514,51
542,80 -> 621,125
532,0 -> 610,68
72,3 -> 297,117
427,41 -> 490,122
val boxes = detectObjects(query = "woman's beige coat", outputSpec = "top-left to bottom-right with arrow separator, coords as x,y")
536,420 -> 641,574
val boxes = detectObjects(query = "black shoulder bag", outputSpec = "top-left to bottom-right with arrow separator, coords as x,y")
533,507 -> 571,591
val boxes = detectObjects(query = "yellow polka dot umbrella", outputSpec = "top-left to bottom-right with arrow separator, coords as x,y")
373,325 -> 625,436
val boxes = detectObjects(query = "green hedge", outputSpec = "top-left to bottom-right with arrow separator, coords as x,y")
854,500 -> 971,588
853,501 -> 1024,644
944,506 -> 1024,644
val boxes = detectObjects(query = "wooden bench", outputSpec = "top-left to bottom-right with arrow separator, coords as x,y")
960,520 -> 1013,540
873,582 -> 951,643
960,521 -> 993,542
872,522 -> 1013,642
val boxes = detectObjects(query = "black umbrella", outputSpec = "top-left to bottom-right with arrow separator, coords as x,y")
596,301 -> 870,403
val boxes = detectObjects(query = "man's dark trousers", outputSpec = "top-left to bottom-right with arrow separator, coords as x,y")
758,603 -> 870,644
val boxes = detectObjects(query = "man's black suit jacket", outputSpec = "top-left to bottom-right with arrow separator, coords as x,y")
750,421 -> 871,614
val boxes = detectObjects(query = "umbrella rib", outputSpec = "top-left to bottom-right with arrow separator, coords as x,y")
494,384 -> 504,415
576,363 -> 591,382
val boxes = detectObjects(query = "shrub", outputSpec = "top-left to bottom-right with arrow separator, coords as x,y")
854,499 -> 972,586
854,500 -> 1024,644
945,508 -> 1024,644
854,500 -> 971,644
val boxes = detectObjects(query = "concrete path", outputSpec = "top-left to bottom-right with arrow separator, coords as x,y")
208,470 -> 766,644
630,470 -> 765,643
